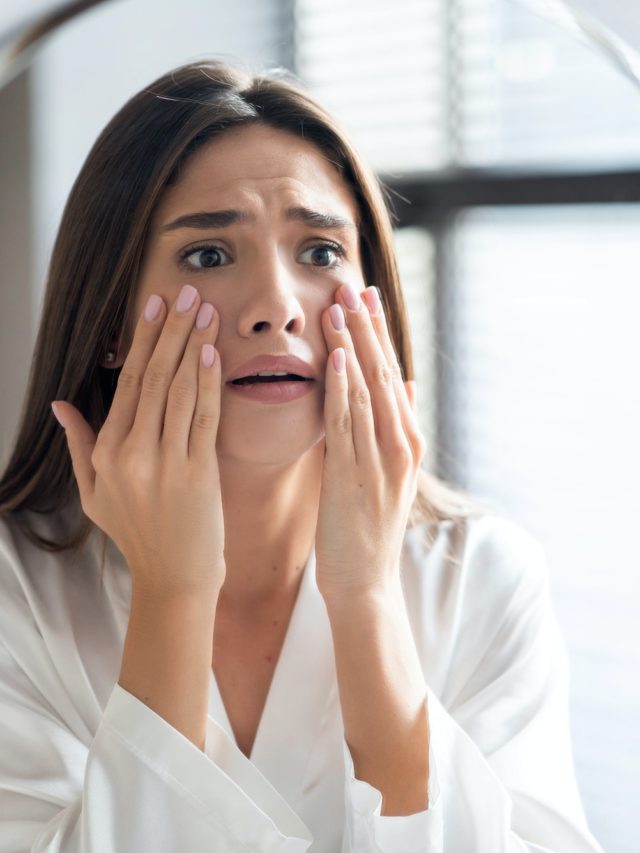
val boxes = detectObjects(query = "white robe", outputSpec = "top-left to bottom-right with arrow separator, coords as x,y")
0,500 -> 604,852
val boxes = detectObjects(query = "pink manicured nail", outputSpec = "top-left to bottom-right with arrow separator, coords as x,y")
201,344 -> 215,368
330,303 -> 345,331
342,284 -> 361,311
176,284 -> 198,313
363,287 -> 381,316
196,302 -> 215,330
144,294 -> 162,322
332,347 -> 346,373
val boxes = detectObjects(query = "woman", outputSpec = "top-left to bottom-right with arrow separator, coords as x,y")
0,60 -> 603,852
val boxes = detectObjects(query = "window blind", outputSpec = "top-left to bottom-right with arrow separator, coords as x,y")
294,6 -> 636,850
457,0 -> 640,168
294,0 -> 449,172
295,0 -> 640,171
440,204 -> 640,853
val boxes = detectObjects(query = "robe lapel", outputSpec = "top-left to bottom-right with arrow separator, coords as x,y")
208,544 -> 337,809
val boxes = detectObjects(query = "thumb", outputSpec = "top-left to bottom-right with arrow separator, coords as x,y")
51,401 -> 97,499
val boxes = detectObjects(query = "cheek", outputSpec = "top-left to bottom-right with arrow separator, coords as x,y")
347,265 -> 368,289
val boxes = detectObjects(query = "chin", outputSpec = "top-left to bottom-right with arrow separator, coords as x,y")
216,423 -> 326,467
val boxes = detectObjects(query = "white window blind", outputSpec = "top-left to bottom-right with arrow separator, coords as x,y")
440,204 -> 640,853
295,5 -> 635,849
294,0 -> 449,171
457,0 -> 640,167
295,0 -> 640,171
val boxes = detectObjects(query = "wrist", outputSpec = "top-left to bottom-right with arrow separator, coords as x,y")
320,575 -> 404,615
130,579 -> 221,615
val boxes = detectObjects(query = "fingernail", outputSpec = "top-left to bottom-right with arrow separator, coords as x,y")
201,344 -> 215,368
176,284 -> 198,313
342,284 -> 361,311
332,347 -> 346,373
144,294 -> 163,322
363,287 -> 381,316
196,302 -> 215,330
51,402 -> 66,429
330,303 -> 345,331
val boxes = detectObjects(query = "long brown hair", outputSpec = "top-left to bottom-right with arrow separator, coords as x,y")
0,59 -> 489,569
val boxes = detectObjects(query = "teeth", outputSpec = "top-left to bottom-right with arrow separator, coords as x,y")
255,371 -> 289,377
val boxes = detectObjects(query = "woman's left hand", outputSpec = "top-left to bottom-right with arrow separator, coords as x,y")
315,283 -> 427,602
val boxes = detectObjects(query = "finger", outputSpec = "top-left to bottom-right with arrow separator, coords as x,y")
323,302 -> 377,466
132,285 -> 203,445
51,400 -> 97,503
161,301 -> 220,458
99,293 -> 168,448
333,284 -> 407,455
322,346 -> 352,465
362,287 -> 425,461
189,342 -> 222,462
405,380 -> 417,413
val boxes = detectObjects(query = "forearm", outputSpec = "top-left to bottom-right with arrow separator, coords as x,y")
324,579 -> 430,816
119,584 -> 219,752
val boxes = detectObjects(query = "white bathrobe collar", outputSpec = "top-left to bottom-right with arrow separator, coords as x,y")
208,543 -> 339,807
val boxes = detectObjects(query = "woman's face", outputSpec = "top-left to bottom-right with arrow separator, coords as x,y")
133,122 -> 367,465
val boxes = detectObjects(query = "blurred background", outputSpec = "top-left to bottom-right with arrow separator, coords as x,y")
1,1 -> 638,850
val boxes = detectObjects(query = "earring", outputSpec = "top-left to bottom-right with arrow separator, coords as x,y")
105,351 -> 116,364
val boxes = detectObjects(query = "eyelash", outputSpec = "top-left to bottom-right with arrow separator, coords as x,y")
177,240 -> 346,272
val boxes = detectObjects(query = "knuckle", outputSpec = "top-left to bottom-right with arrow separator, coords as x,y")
349,385 -> 371,409
143,364 -> 171,394
330,411 -> 352,435
393,441 -> 414,470
117,366 -> 142,393
90,443 -> 107,471
169,378 -> 196,410
121,446 -> 154,483
372,360 -> 393,389
192,410 -> 217,431
390,362 -> 403,383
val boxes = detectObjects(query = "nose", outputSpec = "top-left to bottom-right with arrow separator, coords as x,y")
235,251 -> 306,337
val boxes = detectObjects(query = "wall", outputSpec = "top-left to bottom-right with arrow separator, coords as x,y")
0,0 -> 289,465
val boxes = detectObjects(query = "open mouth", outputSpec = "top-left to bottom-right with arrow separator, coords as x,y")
230,374 -> 311,385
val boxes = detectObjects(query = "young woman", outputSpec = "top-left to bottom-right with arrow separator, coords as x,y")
0,60 -> 603,852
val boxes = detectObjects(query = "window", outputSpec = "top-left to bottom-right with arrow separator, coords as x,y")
295,2 -> 639,850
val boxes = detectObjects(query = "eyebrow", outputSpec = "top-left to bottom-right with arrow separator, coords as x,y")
159,205 -> 357,234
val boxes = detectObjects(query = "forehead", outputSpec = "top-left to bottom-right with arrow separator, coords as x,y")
153,123 -> 359,225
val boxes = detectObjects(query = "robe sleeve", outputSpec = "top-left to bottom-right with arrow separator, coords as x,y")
0,640 -> 313,852
338,534 -> 605,853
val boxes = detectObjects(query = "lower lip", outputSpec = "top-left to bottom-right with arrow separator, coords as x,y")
226,380 -> 315,403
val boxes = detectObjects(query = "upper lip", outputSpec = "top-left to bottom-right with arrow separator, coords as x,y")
226,354 -> 316,382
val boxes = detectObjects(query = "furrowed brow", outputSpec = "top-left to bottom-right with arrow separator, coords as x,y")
159,205 -> 357,234
160,209 -> 250,232
284,206 -> 357,231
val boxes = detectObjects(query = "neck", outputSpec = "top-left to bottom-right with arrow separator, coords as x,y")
217,440 -> 324,613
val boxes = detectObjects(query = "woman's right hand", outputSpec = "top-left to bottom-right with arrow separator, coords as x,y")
51,284 -> 226,597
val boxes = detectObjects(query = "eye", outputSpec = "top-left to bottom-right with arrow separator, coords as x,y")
299,242 -> 345,269
179,243 -> 231,271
